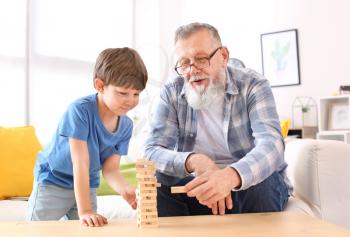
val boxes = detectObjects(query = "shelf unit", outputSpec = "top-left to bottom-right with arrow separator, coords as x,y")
317,95 -> 350,144
317,130 -> 350,143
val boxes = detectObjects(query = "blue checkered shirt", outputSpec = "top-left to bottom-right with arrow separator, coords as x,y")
143,66 -> 291,193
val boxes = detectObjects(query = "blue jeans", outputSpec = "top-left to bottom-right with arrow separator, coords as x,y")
26,182 -> 97,221
157,171 -> 289,216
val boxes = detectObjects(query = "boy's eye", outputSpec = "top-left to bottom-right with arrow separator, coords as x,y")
117,91 -> 127,96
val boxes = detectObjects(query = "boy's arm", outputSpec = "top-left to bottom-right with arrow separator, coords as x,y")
69,138 -> 108,227
102,154 -> 137,209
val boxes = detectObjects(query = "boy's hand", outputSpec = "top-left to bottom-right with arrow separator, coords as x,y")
120,185 -> 137,209
79,212 -> 108,227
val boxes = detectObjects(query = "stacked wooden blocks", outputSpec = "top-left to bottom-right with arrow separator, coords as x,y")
136,159 -> 158,228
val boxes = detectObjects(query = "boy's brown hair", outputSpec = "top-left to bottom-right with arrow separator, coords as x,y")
94,47 -> 148,90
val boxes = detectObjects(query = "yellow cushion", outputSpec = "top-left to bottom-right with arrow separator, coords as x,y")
280,119 -> 291,139
0,126 -> 42,200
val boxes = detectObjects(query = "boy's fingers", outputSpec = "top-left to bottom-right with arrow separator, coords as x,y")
86,217 -> 94,227
80,219 -> 88,227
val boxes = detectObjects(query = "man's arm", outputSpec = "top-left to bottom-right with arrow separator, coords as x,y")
102,154 -> 137,209
143,84 -> 192,178
230,77 -> 285,190
69,138 -> 107,227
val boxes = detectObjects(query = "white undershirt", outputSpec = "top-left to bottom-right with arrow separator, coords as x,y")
193,94 -> 232,168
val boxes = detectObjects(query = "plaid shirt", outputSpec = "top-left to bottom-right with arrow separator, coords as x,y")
143,66 -> 291,192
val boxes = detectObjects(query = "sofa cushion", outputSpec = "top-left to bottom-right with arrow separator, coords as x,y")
285,139 -> 350,229
0,126 -> 42,200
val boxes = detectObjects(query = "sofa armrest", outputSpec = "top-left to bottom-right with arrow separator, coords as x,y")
285,139 -> 350,229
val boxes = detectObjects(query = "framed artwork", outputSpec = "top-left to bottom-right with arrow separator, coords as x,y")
260,29 -> 301,87
328,103 -> 350,130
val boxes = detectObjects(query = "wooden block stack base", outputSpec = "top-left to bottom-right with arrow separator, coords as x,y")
136,159 -> 158,228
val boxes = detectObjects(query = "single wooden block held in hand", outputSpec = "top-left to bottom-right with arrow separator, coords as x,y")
171,186 -> 186,194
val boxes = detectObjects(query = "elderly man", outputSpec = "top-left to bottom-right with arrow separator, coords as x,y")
143,22 -> 291,217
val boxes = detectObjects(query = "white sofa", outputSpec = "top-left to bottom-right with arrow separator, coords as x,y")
285,139 -> 350,229
1,139 -> 349,229
0,195 -> 136,221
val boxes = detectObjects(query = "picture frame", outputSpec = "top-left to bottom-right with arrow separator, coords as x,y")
328,103 -> 350,130
260,29 -> 301,87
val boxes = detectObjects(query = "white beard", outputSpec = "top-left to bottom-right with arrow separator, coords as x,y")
185,74 -> 225,110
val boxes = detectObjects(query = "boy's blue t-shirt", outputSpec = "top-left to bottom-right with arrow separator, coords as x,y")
34,94 -> 133,189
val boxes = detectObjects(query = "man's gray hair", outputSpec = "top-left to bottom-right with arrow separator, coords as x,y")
174,22 -> 222,45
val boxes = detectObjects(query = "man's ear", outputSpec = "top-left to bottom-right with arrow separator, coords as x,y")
221,47 -> 230,66
94,78 -> 105,93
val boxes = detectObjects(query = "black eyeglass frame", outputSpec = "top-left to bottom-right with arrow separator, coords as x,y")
174,46 -> 222,76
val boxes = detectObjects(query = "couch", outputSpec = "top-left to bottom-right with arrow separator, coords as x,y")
285,139 -> 350,229
1,127 -> 349,229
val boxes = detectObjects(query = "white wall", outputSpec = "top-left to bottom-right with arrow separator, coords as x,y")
154,0 -> 350,124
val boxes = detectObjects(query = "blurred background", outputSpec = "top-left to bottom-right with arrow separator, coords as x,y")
1,0 -> 349,150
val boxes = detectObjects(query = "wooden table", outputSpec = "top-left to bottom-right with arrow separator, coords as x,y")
1,212 -> 349,237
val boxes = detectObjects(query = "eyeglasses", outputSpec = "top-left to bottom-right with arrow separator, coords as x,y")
174,47 -> 222,75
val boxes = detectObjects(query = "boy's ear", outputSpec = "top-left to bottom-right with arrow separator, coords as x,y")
94,78 -> 105,92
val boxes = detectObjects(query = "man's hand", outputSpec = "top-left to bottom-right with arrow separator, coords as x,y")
120,185 -> 137,209
210,194 -> 233,215
185,167 -> 241,214
79,212 -> 108,227
185,153 -> 217,175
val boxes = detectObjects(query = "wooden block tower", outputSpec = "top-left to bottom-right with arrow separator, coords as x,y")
136,159 -> 158,228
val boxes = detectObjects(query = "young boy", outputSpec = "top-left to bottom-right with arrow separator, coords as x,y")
26,47 -> 148,227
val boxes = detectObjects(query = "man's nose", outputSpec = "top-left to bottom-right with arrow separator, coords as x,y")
189,64 -> 201,74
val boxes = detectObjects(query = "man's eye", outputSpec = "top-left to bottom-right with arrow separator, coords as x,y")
179,61 -> 190,67
195,58 -> 208,64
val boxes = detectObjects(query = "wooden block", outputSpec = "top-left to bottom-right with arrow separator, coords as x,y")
171,186 -> 187,193
139,211 -> 158,217
137,202 -> 157,207
138,196 -> 157,202
135,165 -> 156,172
136,173 -> 156,179
139,199 -> 157,204
138,207 -> 157,212
138,186 -> 157,191
138,222 -> 158,228
136,159 -> 155,166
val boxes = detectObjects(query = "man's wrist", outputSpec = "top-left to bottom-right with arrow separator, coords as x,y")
185,153 -> 195,173
225,167 -> 242,189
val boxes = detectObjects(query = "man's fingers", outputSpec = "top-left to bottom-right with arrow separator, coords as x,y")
211,202 -> 218,215
218,199 -> 226,215
196,188 -> 215,203
225,193 -> 233,210
185,176 -> 208,194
